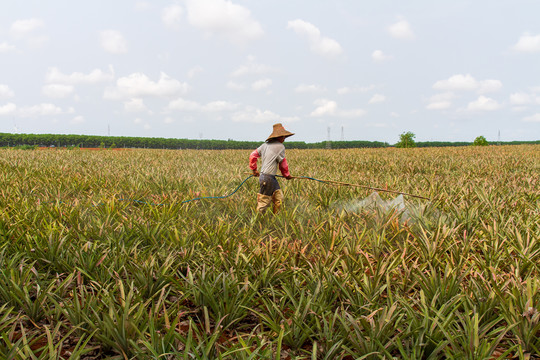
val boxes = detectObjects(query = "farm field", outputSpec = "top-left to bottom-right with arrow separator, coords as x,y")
0,145 -> 539,359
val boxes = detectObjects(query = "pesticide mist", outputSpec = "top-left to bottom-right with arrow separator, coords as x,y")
336,192 -> 449,226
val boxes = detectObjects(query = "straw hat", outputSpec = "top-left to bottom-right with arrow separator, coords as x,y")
266,123 -> 294,141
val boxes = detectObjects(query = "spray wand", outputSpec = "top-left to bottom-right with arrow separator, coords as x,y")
274,174 -> 431,201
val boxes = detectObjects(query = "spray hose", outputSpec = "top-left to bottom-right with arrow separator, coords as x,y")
114,175 -> 255,206
179,175 -> 254,204
174,174 -> 430,204
39,174 -> 429,207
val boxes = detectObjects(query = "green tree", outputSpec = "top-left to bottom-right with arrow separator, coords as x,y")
395,131 -> 416,148
473,136 -> 489,146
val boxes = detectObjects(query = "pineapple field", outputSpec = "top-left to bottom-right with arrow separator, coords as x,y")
0,145 -> 538,359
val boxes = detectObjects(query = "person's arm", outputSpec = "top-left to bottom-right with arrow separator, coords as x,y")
279,158 -> 292,179
249,149 -> 260,176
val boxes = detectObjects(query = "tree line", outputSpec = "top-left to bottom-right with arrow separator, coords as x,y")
0,132 -> 538,150
0,133 -> 390,149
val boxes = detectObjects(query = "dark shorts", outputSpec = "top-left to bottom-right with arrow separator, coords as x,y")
259,173 -> 280,196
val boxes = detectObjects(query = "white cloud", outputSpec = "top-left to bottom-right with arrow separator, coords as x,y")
231,106 -> 299,124
478,79 -> 503,93
226,81 -> 245,91
339,109 -> 368,118
168,97 -> 238,112
466,96 -> 501,111
388,19 -> 414,40
427,101 -> 451,110
104,72 -> 189,100
204,100 -> 239,112
433,74 -> 502,93
433,74 -> 478,91
162,5 -> 184,29
164,117 -> 175,124
510,92 -> 532,105
100,30 -> 128,54
19,103 -> 64,117
0,103 -> 17,115
513,33 -> 540,53
523,113 -> 540,122
512,106 -> 528,113
287,19 -> 343,58
430,92 -> 455,101
337,85 -> 376,95
310,98 -> 366,118
0,85 -> 14,98
9,19 -> 48,49
0,42 -> 16,53
426,92 -> 455,110
124,98 -> 149,113
251,78 -> 272,91
10,18 -> 44,36
372,50 -> 392,62
230,56 -> 277,77
135,2 -> 152,11
184,0 -> 264,45
71,115 -> 85,124
368,94 -> 386,104
42,84 -> 74,98
311,99 -> 337,117
26,35 -> 49,49
168,98 -> 206,111
134,118 -> 151,129
295,84 -> 326,93
187,65 -> 203,78
46,66 -> 115,84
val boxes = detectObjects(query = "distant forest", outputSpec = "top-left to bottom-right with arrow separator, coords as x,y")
0,133 -> 538,150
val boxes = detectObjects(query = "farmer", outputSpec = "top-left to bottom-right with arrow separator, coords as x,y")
249,123 -> 294,213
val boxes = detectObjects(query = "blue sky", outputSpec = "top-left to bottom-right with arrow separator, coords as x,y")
1,0 -> 539,143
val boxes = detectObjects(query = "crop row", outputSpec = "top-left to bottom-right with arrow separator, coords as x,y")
0,146 -> 538,359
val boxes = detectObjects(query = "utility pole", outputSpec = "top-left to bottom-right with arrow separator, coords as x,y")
498,129 -> 501,146
108,124 -> 110,136
340,126 -> 344,141
326,126 -> 331,149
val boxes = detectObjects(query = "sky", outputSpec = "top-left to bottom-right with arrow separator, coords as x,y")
0,0 -> 539,143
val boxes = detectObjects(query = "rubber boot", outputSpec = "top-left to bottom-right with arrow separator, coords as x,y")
272,189 -> 284,214
256,193 -> 273,214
